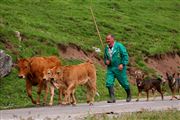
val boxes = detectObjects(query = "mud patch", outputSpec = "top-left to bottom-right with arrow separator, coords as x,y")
145,53 -> 180,77
57,43 -> 105,67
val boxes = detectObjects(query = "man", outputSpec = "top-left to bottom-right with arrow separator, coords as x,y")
104,34 -> 131,103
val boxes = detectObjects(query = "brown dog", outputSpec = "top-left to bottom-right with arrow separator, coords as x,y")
135,72 -> 164,101
166,72 -> 180,100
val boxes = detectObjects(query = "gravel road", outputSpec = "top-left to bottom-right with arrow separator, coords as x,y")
1,96 -> 180,120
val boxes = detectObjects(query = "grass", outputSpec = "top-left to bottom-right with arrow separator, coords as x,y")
85,109 -> 180,120
0,0 -> 179,109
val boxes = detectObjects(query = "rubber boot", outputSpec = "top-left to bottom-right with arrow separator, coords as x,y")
125,88 -> 131,102
107,86 -> 116,103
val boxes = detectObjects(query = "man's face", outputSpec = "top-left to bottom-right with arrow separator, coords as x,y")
106,35 -> 114,46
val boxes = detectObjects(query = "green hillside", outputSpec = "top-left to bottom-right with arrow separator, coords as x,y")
0,0 -> 179,109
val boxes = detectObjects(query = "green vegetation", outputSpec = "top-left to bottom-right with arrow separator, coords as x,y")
85,109 -> 180,120
0,0 -> 179,109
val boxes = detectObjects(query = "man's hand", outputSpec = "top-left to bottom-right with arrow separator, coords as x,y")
118,64 -> 123,70
106,60 -> 111,65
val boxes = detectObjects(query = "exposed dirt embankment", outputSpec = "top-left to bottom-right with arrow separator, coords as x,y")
57,43 -> 180,84
57,43 -> 105,67
145,53 -> 180,77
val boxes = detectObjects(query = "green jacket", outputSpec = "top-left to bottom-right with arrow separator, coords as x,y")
104,41 -> 129,67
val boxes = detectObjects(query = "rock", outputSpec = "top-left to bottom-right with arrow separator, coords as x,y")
0,50 -> 13,78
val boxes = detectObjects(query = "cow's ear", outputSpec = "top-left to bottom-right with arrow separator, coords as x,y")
26,58 -> 30,62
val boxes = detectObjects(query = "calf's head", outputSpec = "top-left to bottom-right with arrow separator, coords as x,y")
43,68 -> 53,82
51,66 -> 63,81
17,58 -> 30,79
43,66 -> 63,89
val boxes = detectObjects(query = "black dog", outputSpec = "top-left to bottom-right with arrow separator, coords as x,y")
166,72 -> 180,100
136,75 -> 164,101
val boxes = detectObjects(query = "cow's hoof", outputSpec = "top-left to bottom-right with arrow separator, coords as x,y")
32,101 -> 37,104
72,103 -> 77,106
62,102 -> 69,105
36,102 -> 40,105
58,101 -> 63,105
89,103 -> 93,106
49,103 -> 53,106
43,102 -> 47,106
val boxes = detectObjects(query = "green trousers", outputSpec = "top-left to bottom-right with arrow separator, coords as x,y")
106,66 -> 130,90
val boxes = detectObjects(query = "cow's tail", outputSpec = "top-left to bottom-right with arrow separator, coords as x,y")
86,59 -> 93,64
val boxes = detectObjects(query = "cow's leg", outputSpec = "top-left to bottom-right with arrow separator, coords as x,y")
58,88 -> 63,104
88,89 -> 96,106
90,87 -> 97,105
86,81 -> 96,105
71,89 -> 76,106
49,86 -> 55,106
36,81 -> 43,105
86,87 -> 91,104
58,87 -> 66,104
85,83 -> 91,104
43,84 -> 49,105
63,84 -> 75,105
26,80 -> 36,104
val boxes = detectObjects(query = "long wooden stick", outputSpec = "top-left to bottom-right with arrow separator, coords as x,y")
90,6 -> 104,50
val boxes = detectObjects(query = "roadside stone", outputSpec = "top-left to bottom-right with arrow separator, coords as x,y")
0,49 -> 13,78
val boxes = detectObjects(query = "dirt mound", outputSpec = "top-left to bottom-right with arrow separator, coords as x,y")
145,53 -> 180,78
57,43 -> 105,67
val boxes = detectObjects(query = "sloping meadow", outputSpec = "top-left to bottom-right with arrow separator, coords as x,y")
0,0 -> 179,109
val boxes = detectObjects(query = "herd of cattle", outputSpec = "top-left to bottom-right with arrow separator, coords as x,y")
17,56 -> 180,106
17,56 -> 96,106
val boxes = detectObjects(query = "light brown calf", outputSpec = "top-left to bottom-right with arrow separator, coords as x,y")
45,60 -> 97,105
43,68 -> 66,105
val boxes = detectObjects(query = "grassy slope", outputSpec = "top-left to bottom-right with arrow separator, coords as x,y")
0,0 -> 179,109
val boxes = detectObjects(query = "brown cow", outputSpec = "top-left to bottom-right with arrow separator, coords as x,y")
17,56 -> 61,105
44,60 -> 97,105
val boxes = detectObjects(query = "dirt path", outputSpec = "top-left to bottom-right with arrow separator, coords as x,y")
1,96 -> 180,120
